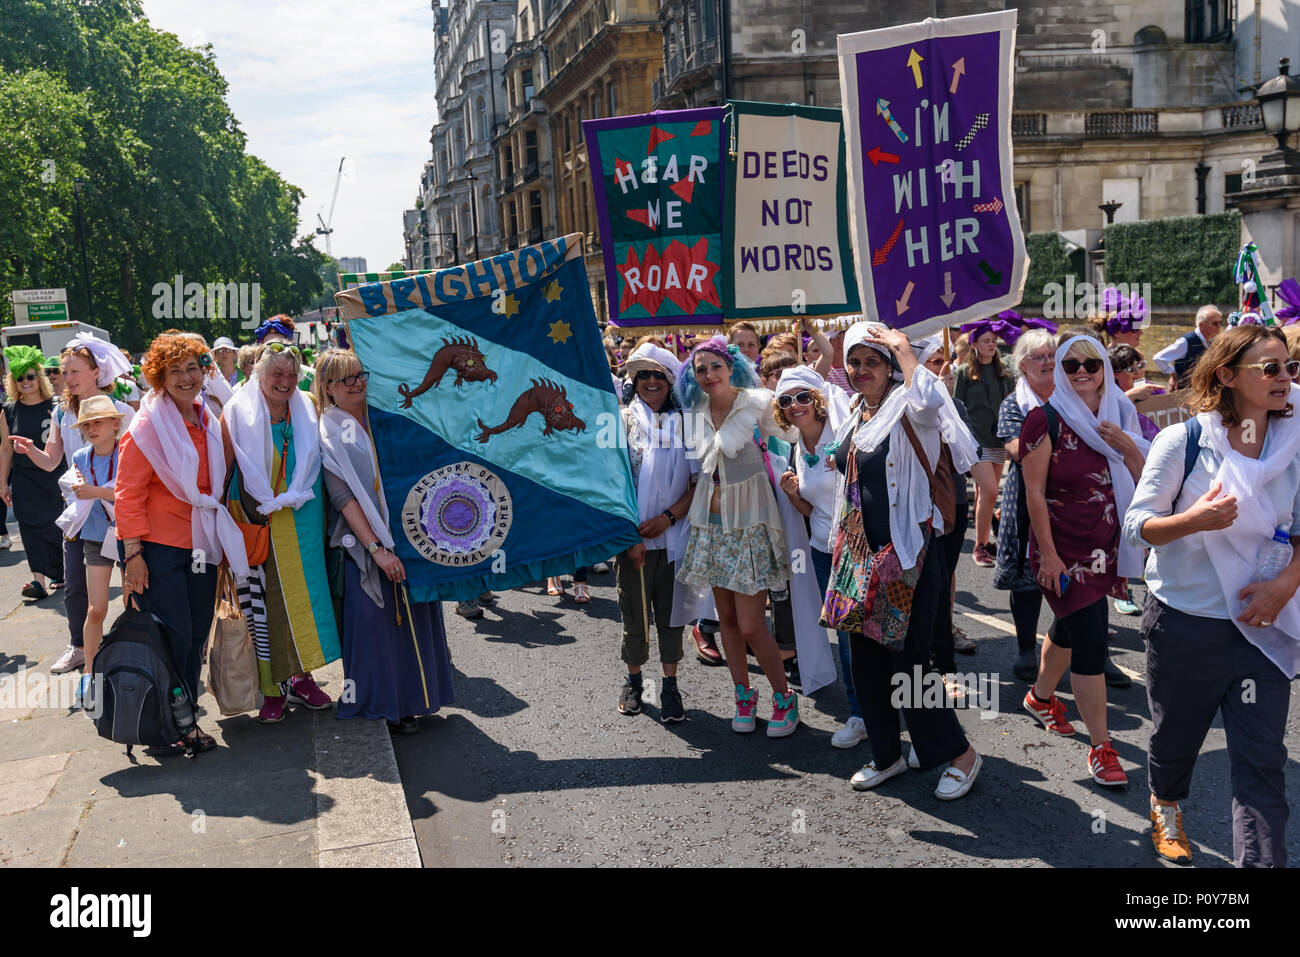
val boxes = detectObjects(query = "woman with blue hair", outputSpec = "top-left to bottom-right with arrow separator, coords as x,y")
675,336 -> 800,737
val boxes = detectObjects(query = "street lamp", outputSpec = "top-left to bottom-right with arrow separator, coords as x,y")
1257,58 -> 1300,155
463,167 -> 481,261
72,178 -> 96,323
1099,200 -> 1123,225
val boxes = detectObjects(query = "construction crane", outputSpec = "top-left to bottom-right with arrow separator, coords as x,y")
316,156 -> 346,256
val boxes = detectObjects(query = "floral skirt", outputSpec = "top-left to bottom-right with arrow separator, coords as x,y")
676,516 -> 789,596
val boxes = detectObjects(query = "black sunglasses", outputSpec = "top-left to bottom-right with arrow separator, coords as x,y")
1237,359 -> 1300,380
16,372 -> 38,382
777,390 -> 814,409
634,370 -> 667,382
1061,357 -> 1104,375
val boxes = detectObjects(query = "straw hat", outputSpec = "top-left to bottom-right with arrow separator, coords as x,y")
75,394 -> 125,426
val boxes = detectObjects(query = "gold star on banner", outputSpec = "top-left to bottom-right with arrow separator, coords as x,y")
544,279 -> 564,302
503,294 -> 520,318
548,319 -> 573,345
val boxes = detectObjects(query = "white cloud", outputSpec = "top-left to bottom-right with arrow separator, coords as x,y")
141,0 -> 436,272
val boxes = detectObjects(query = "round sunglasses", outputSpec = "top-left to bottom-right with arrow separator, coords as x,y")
1237,358 -> 1300,380
1061,357 -> 1104,375
777,390 -> 815,409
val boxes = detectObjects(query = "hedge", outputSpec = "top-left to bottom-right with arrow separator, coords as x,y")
1021,232 -> 1086,307
1104,211 -> 1240,306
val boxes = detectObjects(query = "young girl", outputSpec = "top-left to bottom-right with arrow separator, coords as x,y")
55,395 -> 125,708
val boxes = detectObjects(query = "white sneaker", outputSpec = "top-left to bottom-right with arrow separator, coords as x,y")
850,755 -> 907,791
935,752 -> 982,801
51,644 -> 85,674
831,716 -> 868,749
592,561 -> 611,574
908,744 -> 921,769
0,533 -> 10,549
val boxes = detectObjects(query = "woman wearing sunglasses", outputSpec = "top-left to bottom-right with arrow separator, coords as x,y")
674,337 -> 801,737
314,350 -> 454,735
222,339 -> 340,724
1125,326 -> 1300,866
831,322 -> 982,799
1019,336 -> 1149,787
12,334 -> 134,674
0,348 -> 64,602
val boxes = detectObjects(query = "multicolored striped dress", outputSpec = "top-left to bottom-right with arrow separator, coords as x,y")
229,418 -> 340,696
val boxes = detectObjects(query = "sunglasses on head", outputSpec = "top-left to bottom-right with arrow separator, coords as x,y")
264,342 -> 301,358
777,390 -> 814,410
331,371 -> 369,387
1237,359 -> 1300,379
634,369 -> 667,382
1061,357 -> 1103,375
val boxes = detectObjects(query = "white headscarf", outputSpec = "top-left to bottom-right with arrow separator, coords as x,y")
775,364 -> 850,431
843,320 -> 902,383
624,343 -> 682,383
222,366 -> 321,515
126,389 -> 249,579
68,333 -> 132,388
320,404 -> 392,607
1049,335 -> 1150,576
909,335 -> 980,472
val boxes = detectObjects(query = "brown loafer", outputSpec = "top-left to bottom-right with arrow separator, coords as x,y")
692,623 -> 724,665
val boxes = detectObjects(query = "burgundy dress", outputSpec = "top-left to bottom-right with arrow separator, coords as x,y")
1019,408 -> 1126,618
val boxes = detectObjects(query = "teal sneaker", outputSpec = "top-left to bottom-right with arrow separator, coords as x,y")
732,684 -> 758,733
767,689 -> 799,738
1114,589 -> 1141,616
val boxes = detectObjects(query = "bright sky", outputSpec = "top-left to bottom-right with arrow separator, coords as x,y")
140,0 -> 437,272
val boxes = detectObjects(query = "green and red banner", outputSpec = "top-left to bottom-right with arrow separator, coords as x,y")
583,108 -> 726,331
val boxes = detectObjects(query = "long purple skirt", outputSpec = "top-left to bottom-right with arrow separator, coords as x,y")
336,559 -> 455,722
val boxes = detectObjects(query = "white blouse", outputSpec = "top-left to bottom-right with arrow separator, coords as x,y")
793,419 -> 839,551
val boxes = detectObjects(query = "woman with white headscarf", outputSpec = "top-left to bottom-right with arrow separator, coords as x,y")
1125,325 -> 1300,867
614,343 -> 696,723
314,350 -> 454,736
829,321 -> 981,800
994,328 -> 1057,681
14,333 -> 134,675
1019,335 -> 1148,788
773,364 -> 861,745
221,341 -> 340,724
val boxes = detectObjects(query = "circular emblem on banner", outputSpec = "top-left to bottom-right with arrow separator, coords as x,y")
402,462 -> 512,566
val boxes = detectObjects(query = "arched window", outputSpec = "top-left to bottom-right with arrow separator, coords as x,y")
477,96 -> 489,142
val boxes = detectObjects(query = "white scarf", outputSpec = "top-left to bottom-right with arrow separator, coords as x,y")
223,376 -> 320,515
204,369 -> 235,407
1015,376 -> 1046,415
1049,336 -> 1151,577
319,405 -> 393,551
55,461 -> 115,539
1200,394 -> 1300,675
126,389 -> 249,579
628,396 -> 690,559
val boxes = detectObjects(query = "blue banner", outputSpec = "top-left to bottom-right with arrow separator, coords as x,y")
336,233 -> 641,602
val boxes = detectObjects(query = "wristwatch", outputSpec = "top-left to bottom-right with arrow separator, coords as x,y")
366,541 -> 382,555
662,509 -> 676,526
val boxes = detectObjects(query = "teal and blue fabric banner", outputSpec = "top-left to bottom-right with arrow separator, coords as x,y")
336,233 -> 641,602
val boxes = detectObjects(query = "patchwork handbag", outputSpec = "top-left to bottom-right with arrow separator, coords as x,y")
819,422 -> 930,651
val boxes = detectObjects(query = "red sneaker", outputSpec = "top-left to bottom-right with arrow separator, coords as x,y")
287,675 -> 332,710
1089,742 -> 1128,787
1022,689 -> 1076,736
257,695 -> 286,724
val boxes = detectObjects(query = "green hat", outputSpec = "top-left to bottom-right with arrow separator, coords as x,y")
43,355 -> 60,370
4,345 -> 46,379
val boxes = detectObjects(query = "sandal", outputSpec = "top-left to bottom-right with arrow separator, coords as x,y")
574,583 -> 591,604
547,577 -> 564,597
21,581 -> 48,601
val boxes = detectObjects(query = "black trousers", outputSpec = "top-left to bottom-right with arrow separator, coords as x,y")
851,539 -> 970,771
1143,596 -> 1290,868
932,501 -> 970,673
139,542 -> 218,706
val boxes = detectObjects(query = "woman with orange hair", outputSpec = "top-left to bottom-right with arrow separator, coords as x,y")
116,334 -> 249,756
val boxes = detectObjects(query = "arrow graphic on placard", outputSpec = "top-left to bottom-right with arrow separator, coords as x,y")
896,280 -> 916,315
949,57 -> 966,94
956,113 -> 990,151
973,197 -> 1004,214
979,260 -> 1002,285
867,146 -> 901,167
906,49 -> 924,88
940,272 -> 956,307
875,98 -> 909,144
872,217 -> 905,266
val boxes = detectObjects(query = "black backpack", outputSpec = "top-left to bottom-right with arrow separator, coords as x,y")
1013,407 -> 1201,573
89,598 -> 196,756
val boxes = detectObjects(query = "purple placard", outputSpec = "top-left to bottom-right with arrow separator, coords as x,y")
837,11 -> 1027,338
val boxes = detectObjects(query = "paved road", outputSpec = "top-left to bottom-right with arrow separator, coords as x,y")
393,537 -> 1300,867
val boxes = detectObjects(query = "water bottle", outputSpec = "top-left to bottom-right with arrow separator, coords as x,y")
170,686 -> 196,738
1254,527 -> 1293,584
